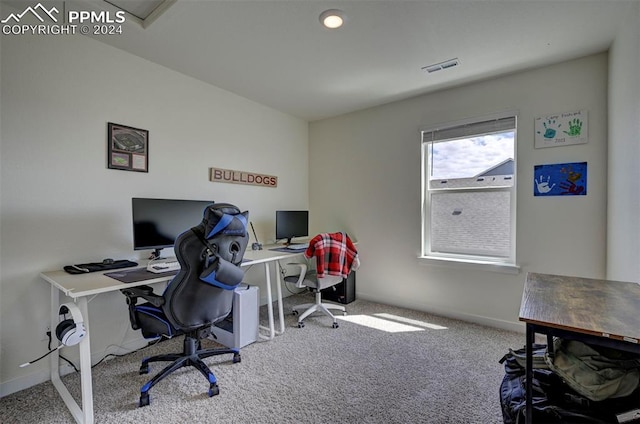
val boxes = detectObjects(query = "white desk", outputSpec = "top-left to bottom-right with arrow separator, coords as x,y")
39,246 -> 306,424
40,268 -> 174,424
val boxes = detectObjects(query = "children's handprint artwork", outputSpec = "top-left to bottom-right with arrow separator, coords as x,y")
534,110 -> 588,148
563,118 -> 583,137
536,118 -> 560,139
534,162 -> 587,197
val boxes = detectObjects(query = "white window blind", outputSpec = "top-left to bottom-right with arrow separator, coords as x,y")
422,116 -> 516,143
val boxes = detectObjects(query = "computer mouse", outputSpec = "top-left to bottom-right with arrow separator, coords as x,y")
103,258 -> 114,265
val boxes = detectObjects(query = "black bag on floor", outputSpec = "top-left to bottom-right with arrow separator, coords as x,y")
499,344 -> 640,424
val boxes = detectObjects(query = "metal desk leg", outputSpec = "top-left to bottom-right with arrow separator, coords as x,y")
257,260 -> 287,339
546,334 -> 555,360
274,265 -> 285,336
258,262 -> 275,340
50,289 -> 94,424
525,323 -> 534,423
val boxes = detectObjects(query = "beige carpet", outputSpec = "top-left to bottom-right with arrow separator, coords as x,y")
0,292 -> 523,423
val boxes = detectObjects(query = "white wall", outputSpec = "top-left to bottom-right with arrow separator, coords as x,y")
309,53 -> 609,330
0,33 -> 308,395
607,2 -> 640,282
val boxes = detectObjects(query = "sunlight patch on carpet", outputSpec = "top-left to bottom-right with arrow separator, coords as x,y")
336,314 -> 425,333
374,313 -> 448,330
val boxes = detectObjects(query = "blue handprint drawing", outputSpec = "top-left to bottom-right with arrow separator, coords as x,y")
536,118 -> 561,139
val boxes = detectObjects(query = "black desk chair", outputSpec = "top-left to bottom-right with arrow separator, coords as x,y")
121,202 -> 249,407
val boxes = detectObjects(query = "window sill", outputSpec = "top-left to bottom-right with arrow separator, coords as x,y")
418,255 -> 521,274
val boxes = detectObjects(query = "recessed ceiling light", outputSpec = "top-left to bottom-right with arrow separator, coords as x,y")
319,9 -> 345,29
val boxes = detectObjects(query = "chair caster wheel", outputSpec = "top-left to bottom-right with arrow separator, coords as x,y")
208,383 -> 220,397
139,364 -> 149,375
298,321 -> 305,328
292,310 -> 299,316
232,353 -> 241,363
139,392 -> 150,407
332,322 -> 339,328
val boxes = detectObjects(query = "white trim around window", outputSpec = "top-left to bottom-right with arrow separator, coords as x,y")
420,111 -> 519,271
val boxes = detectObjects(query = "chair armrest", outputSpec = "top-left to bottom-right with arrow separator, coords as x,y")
120,285 -> 165,308
286,263 -> 308,288
120,285 -> 165,331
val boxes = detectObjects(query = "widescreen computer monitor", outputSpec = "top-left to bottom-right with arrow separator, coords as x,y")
132,198 -> 213,258
275,210 -> 308,245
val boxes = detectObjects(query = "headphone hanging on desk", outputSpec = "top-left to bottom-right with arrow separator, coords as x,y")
55,303 -> 86,347
20,303 -> 86,368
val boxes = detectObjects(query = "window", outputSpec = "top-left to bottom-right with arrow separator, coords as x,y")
421,114 -> 517,266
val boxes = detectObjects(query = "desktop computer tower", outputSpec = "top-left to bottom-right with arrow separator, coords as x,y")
321,271 -> 356,304
210,284 -> 259,349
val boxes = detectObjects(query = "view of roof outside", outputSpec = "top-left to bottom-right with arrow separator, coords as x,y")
429,132 -> 515,180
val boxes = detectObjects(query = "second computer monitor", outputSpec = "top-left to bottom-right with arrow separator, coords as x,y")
275,210 -> 308,245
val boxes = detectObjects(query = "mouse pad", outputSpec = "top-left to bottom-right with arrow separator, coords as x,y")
269,247 -> 307,253
104,267 -> 178,283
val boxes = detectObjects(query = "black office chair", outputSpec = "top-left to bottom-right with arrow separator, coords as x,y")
121,202 -> 249,407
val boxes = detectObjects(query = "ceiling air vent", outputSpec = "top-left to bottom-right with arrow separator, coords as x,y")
422,58 -> 459,74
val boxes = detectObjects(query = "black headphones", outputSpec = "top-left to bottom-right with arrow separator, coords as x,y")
55,303 -> 86,346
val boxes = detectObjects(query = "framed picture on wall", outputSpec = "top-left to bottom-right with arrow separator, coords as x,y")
107,122 -> 149,172
534,109 -> 588,148
533,161 -> 587,196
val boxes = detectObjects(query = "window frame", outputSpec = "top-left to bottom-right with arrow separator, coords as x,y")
420,112 -> 518,272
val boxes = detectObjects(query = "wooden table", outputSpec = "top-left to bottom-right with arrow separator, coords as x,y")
519,272 -> 640,422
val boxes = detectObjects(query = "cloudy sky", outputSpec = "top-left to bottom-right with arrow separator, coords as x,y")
429,132 -> 515,179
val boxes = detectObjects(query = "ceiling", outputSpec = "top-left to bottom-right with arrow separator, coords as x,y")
10,0 -> 638,121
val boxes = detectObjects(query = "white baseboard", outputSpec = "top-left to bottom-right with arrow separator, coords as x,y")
0,337 -> 149,398
356,292 -> 526,334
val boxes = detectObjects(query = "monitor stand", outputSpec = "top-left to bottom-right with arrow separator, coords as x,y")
150,248 -> 165,260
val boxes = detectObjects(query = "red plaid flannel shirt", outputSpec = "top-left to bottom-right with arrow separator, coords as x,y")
304,232 -> 359,279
